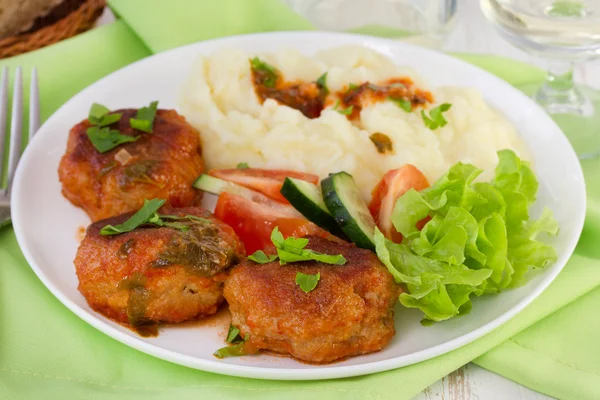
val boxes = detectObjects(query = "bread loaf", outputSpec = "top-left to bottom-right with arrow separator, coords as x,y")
0,0 -> 86,39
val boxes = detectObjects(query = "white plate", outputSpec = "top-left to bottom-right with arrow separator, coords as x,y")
11,32 -> 586,380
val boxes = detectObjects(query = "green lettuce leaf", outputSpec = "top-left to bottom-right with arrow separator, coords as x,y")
477,213 -> 510,293
390,189 -> 432,237
391,162 -> 484,236
378,149 -> 559,322
507,207 -> 559,286
374,228 -> 492,321
493,149 -> 538,203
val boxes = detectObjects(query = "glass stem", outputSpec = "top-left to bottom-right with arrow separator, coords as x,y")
546,61 -> 575,91
534,60 -> 589,115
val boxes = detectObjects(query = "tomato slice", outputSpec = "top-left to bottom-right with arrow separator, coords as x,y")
214,192 -> 329,254
208,168 -> 319,203
369,165 -> 429,243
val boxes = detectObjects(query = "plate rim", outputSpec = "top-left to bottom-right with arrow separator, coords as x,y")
11,30 -> 587,381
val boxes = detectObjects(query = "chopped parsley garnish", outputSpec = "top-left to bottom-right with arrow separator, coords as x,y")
226,324 -> 243,343
156,220 -> 190,231
100,198 -> 165,236
149,214 -> 209,231
316,72 -> 328,94
295,272 -> 320,293
100,199 -> 207,236
214,326 -> 256,359
247,228 -> 347,266
333,100 -> 353,116
421,103 -> 452,130
214,334 -> 250,359
389,96 -> 412,113
88,103 -> 122,127
96,113 -> 122,127
88,103 -> 113,124
86,126 -> 139,153
236,162 -> 250,169
156,214 -> 209,223
130,101 -> 158,133
248,250 -> 278,264
246,228 -> 345,295
250,57 -> 279,88
348,83 -> 359,90
86,103 -> 134,153
269,227 -> 347,265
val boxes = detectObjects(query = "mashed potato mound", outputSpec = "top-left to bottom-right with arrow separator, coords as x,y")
179,46 -> 531,198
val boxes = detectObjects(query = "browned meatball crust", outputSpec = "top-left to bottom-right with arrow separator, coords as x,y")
59,108 -> 204,222
75,207 -> 245,335
224,237 -> 400,363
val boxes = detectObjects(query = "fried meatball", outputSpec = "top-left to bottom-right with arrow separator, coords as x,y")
224,237 -> 400,363
75,207 -> 244,335
59,108 -> 204,222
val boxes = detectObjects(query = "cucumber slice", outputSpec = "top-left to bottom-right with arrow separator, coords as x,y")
280,177 -> 347,239
321,172 -> 376,250
193,174 -> 258,199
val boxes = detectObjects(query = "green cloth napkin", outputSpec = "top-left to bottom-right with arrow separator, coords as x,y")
1,1 -> 599,399
109,0 -> 313,53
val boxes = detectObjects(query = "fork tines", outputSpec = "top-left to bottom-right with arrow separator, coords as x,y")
0,67 -> 40,197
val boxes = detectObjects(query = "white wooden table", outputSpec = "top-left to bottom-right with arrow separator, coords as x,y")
417,363 -> 554,399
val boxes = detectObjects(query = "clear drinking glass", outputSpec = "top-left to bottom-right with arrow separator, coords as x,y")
282,0 -> 458,49
480,0 -> 600,158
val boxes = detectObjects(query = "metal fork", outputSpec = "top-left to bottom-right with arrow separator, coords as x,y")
0,67 -> 40,229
